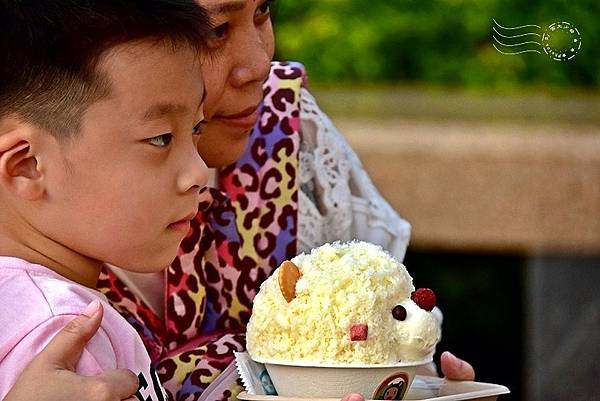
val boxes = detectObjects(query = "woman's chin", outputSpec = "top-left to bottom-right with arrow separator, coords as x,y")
198,138 -> 250,168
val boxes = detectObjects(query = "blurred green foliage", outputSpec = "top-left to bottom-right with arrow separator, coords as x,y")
272,0 -> 600,90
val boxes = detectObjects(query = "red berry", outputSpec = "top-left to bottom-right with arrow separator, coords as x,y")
349,324 -> 368,341
411,288 -> 437,311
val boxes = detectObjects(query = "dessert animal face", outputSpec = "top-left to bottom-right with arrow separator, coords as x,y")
247,242 -> 441,364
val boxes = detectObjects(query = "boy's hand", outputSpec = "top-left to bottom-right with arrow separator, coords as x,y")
4,300 -> 139,401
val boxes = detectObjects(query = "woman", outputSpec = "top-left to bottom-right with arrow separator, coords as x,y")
13,1 -> 474,400
98,1 -> 473,400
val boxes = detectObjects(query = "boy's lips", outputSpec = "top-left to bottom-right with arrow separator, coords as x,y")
168,211 -> 197,233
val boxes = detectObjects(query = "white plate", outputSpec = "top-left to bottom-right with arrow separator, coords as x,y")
237,375 -> 510,401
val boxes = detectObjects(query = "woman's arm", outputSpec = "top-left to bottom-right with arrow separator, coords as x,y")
4,301 -> 139,401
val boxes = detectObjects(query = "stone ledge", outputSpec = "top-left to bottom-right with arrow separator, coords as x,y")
337,118 -> 600,255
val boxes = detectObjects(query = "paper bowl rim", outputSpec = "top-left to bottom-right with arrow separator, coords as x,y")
256,356 -> 433,368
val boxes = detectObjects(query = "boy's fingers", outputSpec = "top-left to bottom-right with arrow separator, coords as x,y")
440,351 -> 475,381
38,300 -> 104,370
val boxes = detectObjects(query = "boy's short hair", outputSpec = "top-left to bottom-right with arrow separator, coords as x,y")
0,0 -> 211,140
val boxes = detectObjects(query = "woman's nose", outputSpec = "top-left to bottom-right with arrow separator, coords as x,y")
230,32 -> 271,87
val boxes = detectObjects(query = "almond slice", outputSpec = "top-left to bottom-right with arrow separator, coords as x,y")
278,260 -> 301,303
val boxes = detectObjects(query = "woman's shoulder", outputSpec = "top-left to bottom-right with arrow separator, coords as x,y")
267,61 -> 308,90
270,60 -> 306,77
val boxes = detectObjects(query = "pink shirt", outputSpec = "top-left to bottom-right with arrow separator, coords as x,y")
0,257 -> 167,400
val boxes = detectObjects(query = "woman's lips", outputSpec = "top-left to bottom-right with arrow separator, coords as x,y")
213,105 -> 260,129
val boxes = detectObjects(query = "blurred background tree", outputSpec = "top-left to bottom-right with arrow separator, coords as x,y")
271,2 -> 600,401
273,0 -> 599,91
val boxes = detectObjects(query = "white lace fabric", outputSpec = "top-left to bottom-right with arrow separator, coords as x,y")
298,88 -> 411,261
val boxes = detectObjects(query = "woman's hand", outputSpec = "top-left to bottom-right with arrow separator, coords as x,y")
440,351 -> 475,381
4,300 -> 139,401
341,395 -> 364,401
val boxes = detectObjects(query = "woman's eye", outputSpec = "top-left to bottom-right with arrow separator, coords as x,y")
192,121 -> 206,136
148,133 -> 173,147
257,0 -> 274,16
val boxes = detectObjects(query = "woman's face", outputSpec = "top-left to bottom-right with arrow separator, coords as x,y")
198,0 -> 275,167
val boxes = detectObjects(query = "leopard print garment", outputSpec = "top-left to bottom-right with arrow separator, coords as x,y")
97,61 -> 305,401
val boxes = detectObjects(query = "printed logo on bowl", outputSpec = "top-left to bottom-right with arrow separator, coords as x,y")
258,368 -> 277,395
373,372 -> 409,400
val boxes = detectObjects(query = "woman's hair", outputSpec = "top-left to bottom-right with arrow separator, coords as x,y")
0,0 -> 211,139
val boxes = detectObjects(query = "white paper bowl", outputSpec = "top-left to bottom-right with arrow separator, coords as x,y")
263,358 -> 431,400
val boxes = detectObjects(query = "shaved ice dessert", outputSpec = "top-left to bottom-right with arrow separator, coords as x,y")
243,241 -> 443,399
247,241 -> 441,365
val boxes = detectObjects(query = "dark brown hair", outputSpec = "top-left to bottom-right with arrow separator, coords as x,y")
0,0 -> 211,139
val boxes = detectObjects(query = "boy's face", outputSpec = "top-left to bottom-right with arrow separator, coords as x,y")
38,41 -> 208,272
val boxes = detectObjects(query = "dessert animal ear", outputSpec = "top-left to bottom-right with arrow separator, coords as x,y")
278,260 -> 301,303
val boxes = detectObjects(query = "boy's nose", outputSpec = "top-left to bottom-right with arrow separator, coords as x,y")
178,148 -> 209,194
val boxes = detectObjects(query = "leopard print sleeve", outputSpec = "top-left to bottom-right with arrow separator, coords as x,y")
158,61 -> 305,401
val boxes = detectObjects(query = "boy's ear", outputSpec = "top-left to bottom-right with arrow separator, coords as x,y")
0,118 -> 45,200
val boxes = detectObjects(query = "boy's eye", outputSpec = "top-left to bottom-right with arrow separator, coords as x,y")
192,121 -> 206,136
148,133 -> 173,147
209,23 -> 228,41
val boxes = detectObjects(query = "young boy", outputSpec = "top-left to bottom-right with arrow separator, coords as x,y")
0,1 -> 211,399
